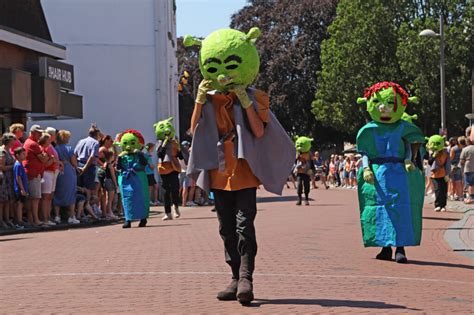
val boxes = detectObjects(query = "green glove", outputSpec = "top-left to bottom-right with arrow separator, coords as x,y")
195,80 -> 213,105
230,85 -> 252,109
404,159 -> 415,172
363,167 -> 375,184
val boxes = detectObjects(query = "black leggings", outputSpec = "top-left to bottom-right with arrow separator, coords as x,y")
433,177 -> 448,208
161,172 -> 180,214
296,173 -> 310,200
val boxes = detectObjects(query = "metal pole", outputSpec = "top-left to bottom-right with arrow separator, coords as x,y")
440,12 -> 446,134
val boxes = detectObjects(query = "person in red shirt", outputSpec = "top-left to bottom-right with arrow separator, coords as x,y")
39,130 -> 57,225
23,125 -> 50,226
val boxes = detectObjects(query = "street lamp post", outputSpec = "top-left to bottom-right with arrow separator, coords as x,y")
420,12 -> 446,135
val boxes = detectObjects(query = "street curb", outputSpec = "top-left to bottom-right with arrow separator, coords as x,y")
444,209 -> 474,259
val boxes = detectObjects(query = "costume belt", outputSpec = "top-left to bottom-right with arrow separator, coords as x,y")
370,157 -> 404,164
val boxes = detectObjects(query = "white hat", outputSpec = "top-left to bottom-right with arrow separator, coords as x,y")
45,127 -> 57,135
30,125 -> 44,133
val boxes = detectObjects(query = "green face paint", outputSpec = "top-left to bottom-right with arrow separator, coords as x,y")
119,133 -> 142,153
366,88 -> 406,124
154,117 -> 175,140
295,136 -> 313,153
185,28 -> 261,92
426,135 -> 446,153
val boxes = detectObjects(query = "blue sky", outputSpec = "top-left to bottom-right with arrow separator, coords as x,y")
176,0 -> 248,37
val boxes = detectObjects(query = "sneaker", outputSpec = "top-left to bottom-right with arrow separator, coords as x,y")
173,206 -> 181,218
185,201 -> 198,207
14,224 -> 24,230
440,207 -> 446,212
54,216 -> 61,224
6,221 -> 16,228
68,217 -> 80,224
162,213 -> 173,221
464,198 -> 474,204
47,220 -> 56,226
434,207 -> 441,212
304,200 -> 310,206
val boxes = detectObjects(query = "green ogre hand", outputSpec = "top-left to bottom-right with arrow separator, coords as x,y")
404,159 -> 415,172
230,85 -> 252,109
196,80 -> 213,105
363,167 -> 375,184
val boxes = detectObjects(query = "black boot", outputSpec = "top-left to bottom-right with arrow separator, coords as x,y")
296,197 -> 302,206
216,278 -> 238,301
375,247 -> 392,260
138,219 -> 147,227
237,278 -> 254,305
395,247 -> 408,263
237,254 -> 255,305
122,220 -> 131,229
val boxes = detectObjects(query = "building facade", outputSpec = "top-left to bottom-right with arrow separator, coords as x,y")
38,0 -> 179,145
0,0 -> 82,133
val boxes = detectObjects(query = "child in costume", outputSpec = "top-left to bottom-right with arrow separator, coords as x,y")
116,130 -> 150,228
426,135 -> 451,211
154,117 -> 183,221
294,136 -> 316,205
184,27 -> 295,304
356,82 -> 425,263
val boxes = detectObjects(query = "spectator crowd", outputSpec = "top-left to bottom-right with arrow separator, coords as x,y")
0,123 -> 214,231
1,122 -> 473,231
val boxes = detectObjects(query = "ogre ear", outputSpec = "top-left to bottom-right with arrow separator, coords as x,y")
357,97 -> 367,104
309,138 -> 314,142
166,117 -> 174,123
408,96 -> 419,104
183,35 -> 202,47
411,114 -> 418,120
244,27 -> 261,43
425,136 -> 430,141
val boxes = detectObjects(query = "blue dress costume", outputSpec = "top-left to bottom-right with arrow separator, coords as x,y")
117,153 -> 149,221
357,120 -> 425,247
54,144 -> 77,206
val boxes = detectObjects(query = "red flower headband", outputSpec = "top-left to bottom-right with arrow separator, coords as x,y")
363,82 -> 409,108
118,129 -> 145,145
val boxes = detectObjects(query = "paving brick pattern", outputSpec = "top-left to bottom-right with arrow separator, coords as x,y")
1,188 -> 473,314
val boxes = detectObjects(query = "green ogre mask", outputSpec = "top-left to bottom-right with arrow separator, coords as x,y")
118,130 -> 145,154
357,82 -> 418,124
426,135 -> 446,154
154,117 -> 175,141
295,136 -> 313,153
183,27 -> 261,92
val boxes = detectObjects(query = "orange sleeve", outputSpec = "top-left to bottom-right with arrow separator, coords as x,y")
253,89 -> 270,124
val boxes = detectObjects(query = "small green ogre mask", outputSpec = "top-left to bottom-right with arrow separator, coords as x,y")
154,117 -> 175,140
426,135 -> 446,153
295,136 -> 313,153
357,82 -> 418,124
183,27 -> 261,92
119,130 -> 145,153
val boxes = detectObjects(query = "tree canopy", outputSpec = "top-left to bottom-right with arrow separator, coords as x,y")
313,0 -> 473,138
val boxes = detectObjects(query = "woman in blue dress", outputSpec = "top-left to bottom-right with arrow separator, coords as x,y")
53,130 -> 79,224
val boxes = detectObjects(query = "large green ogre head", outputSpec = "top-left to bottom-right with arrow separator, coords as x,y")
118,130 -> 145,153
426,135 -> 446,153
154,117 -> 175,141
357,82 -> 418,124
183,27 -> 261,92
295,136 -> 313,153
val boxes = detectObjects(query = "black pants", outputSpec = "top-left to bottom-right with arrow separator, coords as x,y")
296,173 -> 310,200
161,172 -> 180,214
433,177 -> 448,208
213,188 -> 257,281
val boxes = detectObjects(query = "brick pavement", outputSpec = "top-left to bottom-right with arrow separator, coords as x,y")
0,187 -> 473,314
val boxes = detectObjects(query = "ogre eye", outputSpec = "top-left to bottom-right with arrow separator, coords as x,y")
207,67 -> 218,73
372,99 -> 379,103
226,64 -> 238,70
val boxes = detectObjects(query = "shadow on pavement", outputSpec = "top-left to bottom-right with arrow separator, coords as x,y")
257,196 -> 302,203
423,216 -> 460,221
144,224 -> 191,228
250,299 -> 419,310
178,216 -> 216,221
408,260 -> 474,270
0,237 -> 31,242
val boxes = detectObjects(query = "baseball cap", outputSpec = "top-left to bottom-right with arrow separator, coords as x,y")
45,127 -> 57,135
30,125 -> 44,133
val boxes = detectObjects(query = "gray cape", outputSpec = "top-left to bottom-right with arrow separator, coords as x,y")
186,88 -> 295,195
